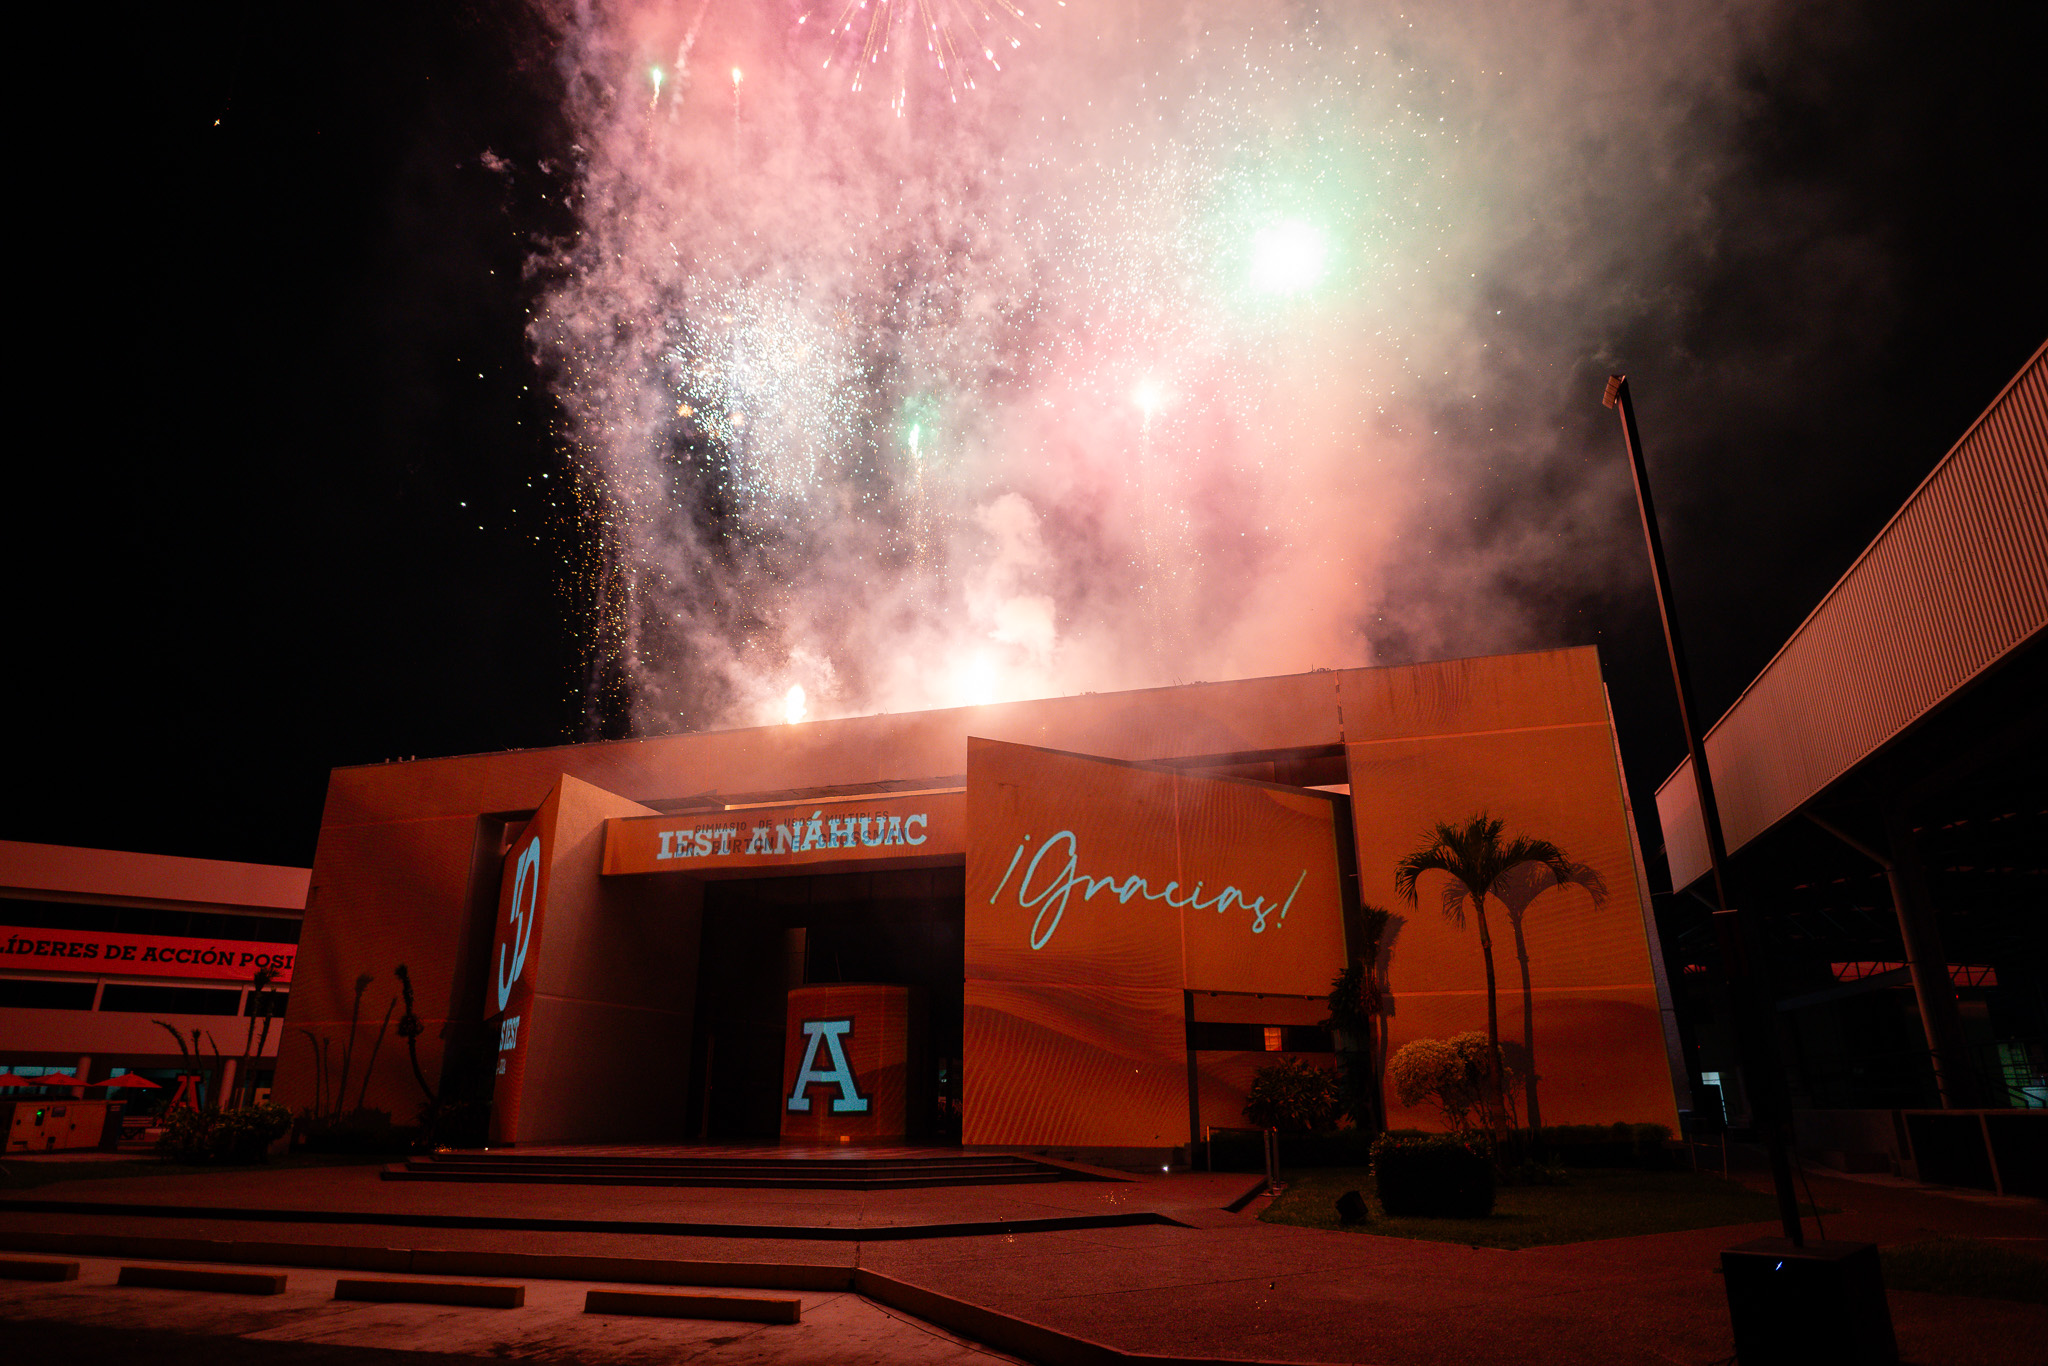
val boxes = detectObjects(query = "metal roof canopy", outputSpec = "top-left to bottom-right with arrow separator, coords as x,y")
1657,341 -> 2048,892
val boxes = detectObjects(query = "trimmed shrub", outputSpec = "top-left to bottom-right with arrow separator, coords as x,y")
297,1106 -> 413,1154
1242,1057 -> 1343,1132
1208,1128 -> 1377,1171
1388,1032 -> 1532,1135
1372,1133 -> 1495,1217
156,1103 -> 292,1164
423,1097 -> 491,1151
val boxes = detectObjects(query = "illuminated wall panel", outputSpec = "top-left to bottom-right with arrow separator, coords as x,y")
962,980 -> 1188,1148
1347,720 -> 1677,1132
485,783 -> 560,1145
277,812 -> 481,1123
964,738 -> 1350,1149
513,775 -> 685,1145
780,983 -> 915,1143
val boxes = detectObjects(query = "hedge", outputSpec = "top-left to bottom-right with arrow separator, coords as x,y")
156,1103 -> 292,1164
1372,1133 -> 1495,1217
1208,1128 -> 1377,1171
1532,1123 -> 1676,1168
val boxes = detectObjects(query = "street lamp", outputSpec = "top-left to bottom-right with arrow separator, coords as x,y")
1603,375 -> 1895,1365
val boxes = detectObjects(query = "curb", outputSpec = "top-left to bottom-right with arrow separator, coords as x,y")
0,1198 -> 1184,1242
1223,1179 -> 1272,1214
0,1229 -> 1333,1366
0,1230 -> 853,1288
334,1276 -> 526,1308
0,1256 -> 80,1281
584,1288 -> 800,1322
116,1264 -> 286,1295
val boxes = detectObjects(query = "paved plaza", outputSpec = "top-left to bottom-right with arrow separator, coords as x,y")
1,1153 -> 2042,1364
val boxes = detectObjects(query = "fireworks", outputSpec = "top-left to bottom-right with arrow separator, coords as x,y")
801,0 -> 1037,103
1133,379 -> 1165,421
535,10 -> 1484,735
1248,220 -> 1333,296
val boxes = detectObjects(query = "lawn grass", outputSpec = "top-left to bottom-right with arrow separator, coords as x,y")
0,1152 -> 392,1192
1261,1167 -> 1809,1250
1880,1238 -> 2048,1305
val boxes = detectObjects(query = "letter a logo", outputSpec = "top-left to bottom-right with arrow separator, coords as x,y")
786,1019 -> 869,1114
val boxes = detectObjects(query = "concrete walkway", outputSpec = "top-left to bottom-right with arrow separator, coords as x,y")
2,1159 -> 2042,1365
2,1251 -> 1027,1365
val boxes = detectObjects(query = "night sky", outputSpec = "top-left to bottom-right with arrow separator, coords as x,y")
10,1 -> 2042,871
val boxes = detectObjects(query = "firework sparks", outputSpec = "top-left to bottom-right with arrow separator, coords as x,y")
804,0 -> 1036,103
537,14 -> 1458,728
533,3 -> 1753,736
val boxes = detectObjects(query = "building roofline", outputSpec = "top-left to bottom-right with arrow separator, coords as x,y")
335,645 -> 1600,775
0,839 -> 310,912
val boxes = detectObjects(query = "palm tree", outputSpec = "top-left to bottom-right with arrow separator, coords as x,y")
1324,904 -> 1395,1131
1445,860 -> 1606,1134
236,966 -> 278,1109
1394,815 -> 1573,1141
396,964 -> 436,1108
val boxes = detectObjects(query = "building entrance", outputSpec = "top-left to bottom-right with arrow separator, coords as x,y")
688,866 -> 965,1143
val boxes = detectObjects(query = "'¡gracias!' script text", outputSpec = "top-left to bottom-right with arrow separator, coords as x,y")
988,830 -> 1308,949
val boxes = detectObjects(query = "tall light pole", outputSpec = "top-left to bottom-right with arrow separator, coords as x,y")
1605,376 -> 1896,1364
1602,374 -> 1803,1245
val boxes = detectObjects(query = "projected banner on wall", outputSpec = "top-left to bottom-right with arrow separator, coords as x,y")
485,780 -> 564,1146
1344,724 -> 1680,1134
963,738 -> 1350,1149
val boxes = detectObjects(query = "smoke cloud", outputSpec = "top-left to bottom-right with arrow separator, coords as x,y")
525,0 -> 1820,736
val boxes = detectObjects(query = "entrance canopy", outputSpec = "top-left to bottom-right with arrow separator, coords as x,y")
605,791 -> 965,876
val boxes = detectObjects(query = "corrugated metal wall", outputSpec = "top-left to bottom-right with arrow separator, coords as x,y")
1659,342 -> 2048,890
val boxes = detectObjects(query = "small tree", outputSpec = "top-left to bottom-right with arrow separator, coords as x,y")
235,966 -> 278,1108
1324,906 -> 1394,1132
333,973 -> 373,1116
1389,1032 -> 1532,1136
1243,1057 -> 1343,1132
396,964 -> 436,1108
1443,860 -> 1606,1135
1394,815 -> 1572,1142
299,1028 -> 334,1120
152,1020 -> 221,1112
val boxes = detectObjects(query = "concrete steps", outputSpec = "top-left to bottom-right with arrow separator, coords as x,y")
381,1151 -> 1089,1190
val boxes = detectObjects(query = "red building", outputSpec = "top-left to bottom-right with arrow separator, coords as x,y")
281,646 -> 1681,1166
0,840 -> 307,1142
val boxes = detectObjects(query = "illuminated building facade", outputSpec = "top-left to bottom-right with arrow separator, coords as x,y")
282,646 -> 1682,1163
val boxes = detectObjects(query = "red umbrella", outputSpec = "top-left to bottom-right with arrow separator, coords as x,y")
0,1073 -> 44,1087
30,1073 -> 83,1089
88,1074 -> 162,1090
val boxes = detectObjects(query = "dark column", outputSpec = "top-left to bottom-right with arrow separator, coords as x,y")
1882,808 -> 1979,1108
1810,809 -> 1978,1109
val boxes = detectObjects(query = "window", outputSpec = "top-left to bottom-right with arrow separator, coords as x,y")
0,978 -> 96,1010
1186,1021 -> 1334,1052
98,984 -> 242,1016
0,897 -> 300,944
